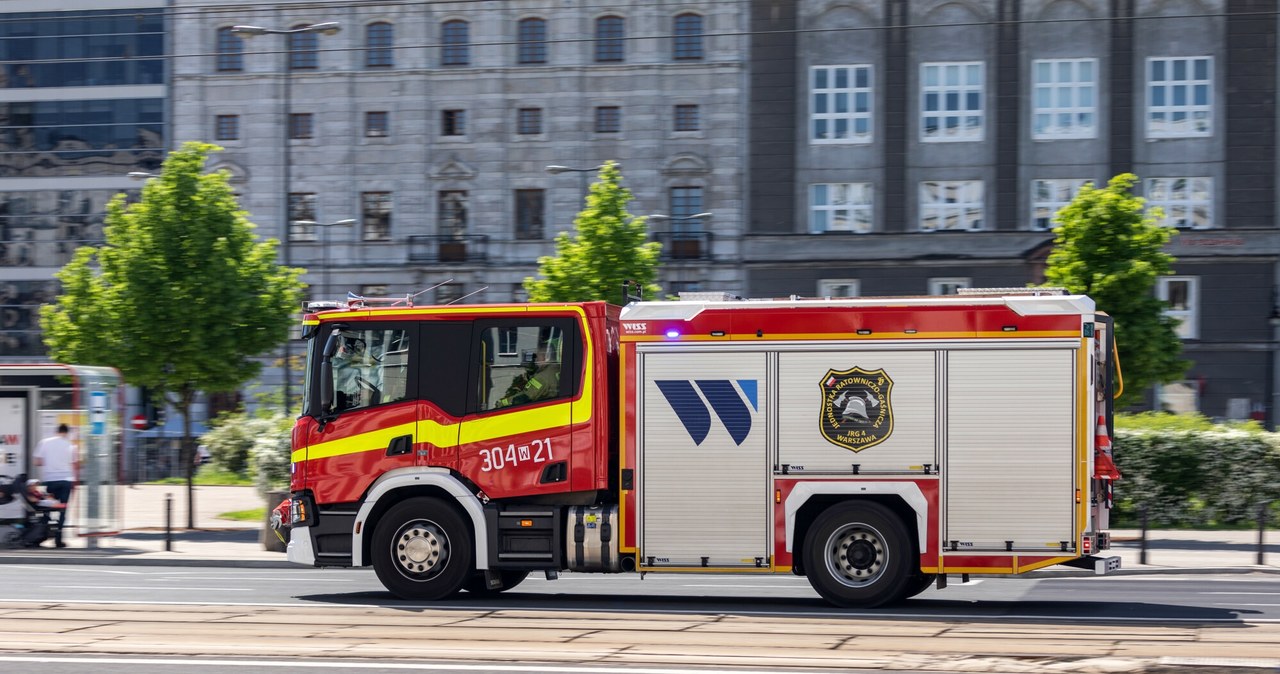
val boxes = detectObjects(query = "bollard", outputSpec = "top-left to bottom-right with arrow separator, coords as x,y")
164,493 -> 173,552
1139,505 -> 1149,565
1259,501 -> 1270,566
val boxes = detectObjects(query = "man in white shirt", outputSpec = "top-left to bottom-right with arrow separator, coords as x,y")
33,423 -> 77,548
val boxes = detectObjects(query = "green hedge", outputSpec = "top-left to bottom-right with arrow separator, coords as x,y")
1113,413 -> 1280,527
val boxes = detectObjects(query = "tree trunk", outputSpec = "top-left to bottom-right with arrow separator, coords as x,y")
178,387 -> 196,530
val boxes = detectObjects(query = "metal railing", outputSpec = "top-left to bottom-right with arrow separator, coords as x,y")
652,231 -> 713,261
407,234 -> 490,263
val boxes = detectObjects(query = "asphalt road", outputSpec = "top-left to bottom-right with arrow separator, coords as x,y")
0,564 -> 1278,622
2,567 -> 1278,674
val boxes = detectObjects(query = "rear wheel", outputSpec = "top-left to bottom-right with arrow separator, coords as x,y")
462,570 -> 530,595
372,497 -> 473,601
803,501 -> 913,608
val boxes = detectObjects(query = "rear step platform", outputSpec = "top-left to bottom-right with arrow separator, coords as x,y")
1062,555 -> 1122,575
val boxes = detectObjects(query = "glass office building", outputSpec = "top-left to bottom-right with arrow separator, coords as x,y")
0,3 -> 164,357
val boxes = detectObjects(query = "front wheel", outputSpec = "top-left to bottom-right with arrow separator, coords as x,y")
803,501 -> 913,608
372,497 -> 473,601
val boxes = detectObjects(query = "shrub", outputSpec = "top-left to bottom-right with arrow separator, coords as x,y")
201,410 -> 290,479
1112,413 -> 1280,527
250,429 -> 292,501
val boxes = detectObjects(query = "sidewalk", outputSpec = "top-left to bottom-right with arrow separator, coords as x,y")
1,484 -> 1278,574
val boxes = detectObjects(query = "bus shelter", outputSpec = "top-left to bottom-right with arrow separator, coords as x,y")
0,364 -> 122,541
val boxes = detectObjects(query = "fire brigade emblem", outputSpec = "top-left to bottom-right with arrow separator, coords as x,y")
819,367 -> 894,452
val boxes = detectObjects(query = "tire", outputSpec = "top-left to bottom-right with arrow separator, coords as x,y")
462,570 -> 530,596
802,501 -> 913,608
902,573 -> 937,600
372,497 -> 473,601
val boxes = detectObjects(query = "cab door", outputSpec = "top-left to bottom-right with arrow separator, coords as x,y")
456,317 -> 580,498
304,322 -> 418,505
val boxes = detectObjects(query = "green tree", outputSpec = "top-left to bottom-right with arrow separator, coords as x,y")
524,161 -> 661,305
40,142 -> 304,527
1044,173 -> 1187,407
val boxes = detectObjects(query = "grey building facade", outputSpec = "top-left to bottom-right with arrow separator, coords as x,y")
745,0 -> 1280,423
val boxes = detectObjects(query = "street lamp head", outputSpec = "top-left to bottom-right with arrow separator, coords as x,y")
649,212 -> 712,221
330,218 -> 357,226
230,25 -> 268,37
545,163 -> 612,174
128,171 -> 160,180
307,22 -> 342,36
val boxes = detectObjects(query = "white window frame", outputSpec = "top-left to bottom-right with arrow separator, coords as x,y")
1146,56 -> 1212,138
818,279 -> 860,298
919,180 -> 984,232
1031,58 -> 1097,140
921,62 -> 984,142
809,182 -> 873,233
1146,177 -> 1213,229
1157,276 -> 1199,340
811,65 -> 873,144
928,277 -> 971,296
1031,178 -> 1090,231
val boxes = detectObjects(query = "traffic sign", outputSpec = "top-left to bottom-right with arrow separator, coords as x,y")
131,414 -> 149,431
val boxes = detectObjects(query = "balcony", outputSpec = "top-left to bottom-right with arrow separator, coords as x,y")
407,235 -> 490,264
652,231 -> 713,261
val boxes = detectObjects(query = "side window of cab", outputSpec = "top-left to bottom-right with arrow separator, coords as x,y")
471,318 -> 578,413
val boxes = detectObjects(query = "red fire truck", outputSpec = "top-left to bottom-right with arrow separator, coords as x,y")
279,288 -> 1121,608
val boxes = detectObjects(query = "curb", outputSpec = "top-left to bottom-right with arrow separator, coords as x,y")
0,552 -> 295,568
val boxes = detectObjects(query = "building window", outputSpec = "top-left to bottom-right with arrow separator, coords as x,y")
365,111 -> 388,137
818,279 -> 859,298
214,114 -> 239,141
216,27 -> 244,72
288,29 -> 319,70
1147,56 -> 1212,138
670,186 -> 704,226
442,20 -> 470,66
439,190 -> 468,237
515,189 -> 545,240
517,108 -> 543,135
1157,276 -> 1199,339
810,183 -> 873,233
673,13 -> 704,60
1031,178 -> 1089,231
288,193 -> 317,241
928,278 -> 971,295
365,22 -> 394,68
442,109 -> 466,136
289,113 -> 314,139
362,192 -> 392,242
674,104 -> 700,132
919,180 -> 984,231
437,284 -> 465,305
1032,59 -> 1096,140
595,15 -> 624,62
442,109 -> 468,136
518,18 -> 548,64
1147,177 -> 1212,229
812,65 -> 872,143
921,62 -> 984,142
594,106 -> 621,133
360,284 -> 389,298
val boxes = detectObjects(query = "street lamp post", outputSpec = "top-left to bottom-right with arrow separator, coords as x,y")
294,219 -> 356,301
232,21 -> 340,416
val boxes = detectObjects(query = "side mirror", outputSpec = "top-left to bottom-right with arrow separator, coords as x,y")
320,329 -> 340,412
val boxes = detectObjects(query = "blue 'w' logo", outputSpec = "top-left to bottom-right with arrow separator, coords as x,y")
655,380 -> 758,446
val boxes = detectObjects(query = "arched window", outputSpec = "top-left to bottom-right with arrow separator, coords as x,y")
595,16 -> 624,62
216,27 -> 243,72
288,27 -> 319,70
365,22 -> 394,68
517,18 -> 547,64
441,20 -> 470,66
673,13 -> 704,61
